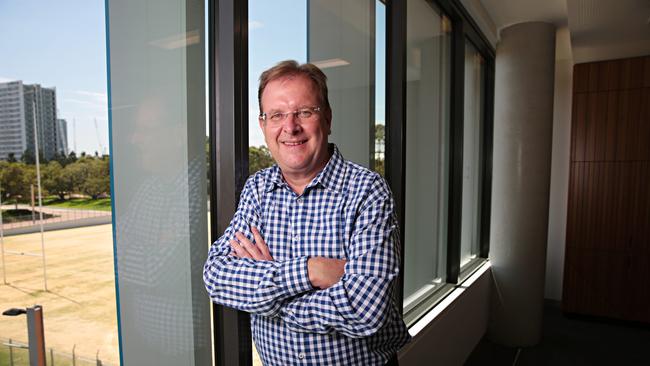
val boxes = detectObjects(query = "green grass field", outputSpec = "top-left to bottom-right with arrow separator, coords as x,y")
41,197 -> 112,211
0,344 -> 29,366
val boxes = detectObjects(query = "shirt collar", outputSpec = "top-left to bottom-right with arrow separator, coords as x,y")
264,143 -> 346,194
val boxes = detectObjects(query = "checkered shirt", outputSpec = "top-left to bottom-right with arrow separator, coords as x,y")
204,144 -> 410,365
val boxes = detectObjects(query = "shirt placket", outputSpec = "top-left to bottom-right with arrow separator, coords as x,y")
289,193 -> 305,258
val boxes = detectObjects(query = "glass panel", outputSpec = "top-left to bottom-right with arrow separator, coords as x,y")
248,0 -> 307,174
106,0 -> 211,364
308,0 -> 377,168
374,1 -> 386,176
403,0 -> 451,310
460,40 -> 485,268
0,2 -> 118,365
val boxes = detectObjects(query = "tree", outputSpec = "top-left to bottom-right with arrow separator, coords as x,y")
21,149 -> 35,165
249,146 -> 274,174
80,158 -> 110,199
42,161 -> 69,200
0,162 -> 29,209
67,151 -> 78,164
61,161 -> 87,197
7,153 -> 17,163
20,149 -> 45,165
374,124 -> 385,176
62,157 -> 110,199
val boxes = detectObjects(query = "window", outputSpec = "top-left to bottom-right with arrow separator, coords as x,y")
460,40 -> 485,270
0,2 -> 118,365
403,0 -> 452,315
106,0 -> 211,364
399,0 -> 493,322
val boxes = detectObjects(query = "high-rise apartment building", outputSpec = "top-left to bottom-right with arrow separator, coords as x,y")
56,118 -> 68,155
0,81 -> 27,160
0,80 -> 67,160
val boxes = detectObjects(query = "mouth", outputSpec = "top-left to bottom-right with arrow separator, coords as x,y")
281,140 -> 307,147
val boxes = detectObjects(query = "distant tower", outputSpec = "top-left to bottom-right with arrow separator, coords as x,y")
0,81 -> 27,160
56,118 -> 69,155
23,84 -> 58,160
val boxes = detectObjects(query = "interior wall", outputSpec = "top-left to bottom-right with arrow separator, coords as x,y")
545,26 -> 573,301
572,40 -> 650,65
399,268 -> 491,366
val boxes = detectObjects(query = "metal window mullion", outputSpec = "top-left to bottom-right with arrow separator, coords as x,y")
479,58 -> 494,258
209,0 -> 251,365
386,0 -> 407,314
446,15 -> 464,285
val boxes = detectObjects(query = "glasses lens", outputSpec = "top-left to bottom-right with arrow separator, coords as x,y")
297,109 -> 313,119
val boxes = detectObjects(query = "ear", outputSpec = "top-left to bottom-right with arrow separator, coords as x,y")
325,108 -> 332,135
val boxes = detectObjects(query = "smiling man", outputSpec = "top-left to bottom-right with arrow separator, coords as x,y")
203,60 -> 410,365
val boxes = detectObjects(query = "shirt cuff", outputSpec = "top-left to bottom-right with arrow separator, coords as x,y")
279,256 -> 313,297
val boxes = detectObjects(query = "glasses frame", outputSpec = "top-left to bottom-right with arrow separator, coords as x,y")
259,106 -> 321,123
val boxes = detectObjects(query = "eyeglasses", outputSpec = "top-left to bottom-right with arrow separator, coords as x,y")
259,106 -> 321,124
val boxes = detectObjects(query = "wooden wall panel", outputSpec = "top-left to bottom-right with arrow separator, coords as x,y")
639,89 -> 650,160
645,56 -> 650,87
605,92 -> 618,160
564,55 -> 650,323
573,94 -> 587,161
615,91 -> 630,160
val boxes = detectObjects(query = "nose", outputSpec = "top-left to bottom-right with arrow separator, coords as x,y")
282,113 -> 301,134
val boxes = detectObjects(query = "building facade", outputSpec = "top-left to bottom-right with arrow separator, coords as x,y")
0,81 -> 27,160
0,81 -> 66,161
56,118 -> 68,156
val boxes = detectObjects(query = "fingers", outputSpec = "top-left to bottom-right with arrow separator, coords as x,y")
229,239 -> 251,259
229,229 -> 272,261
251,226 -> 273,260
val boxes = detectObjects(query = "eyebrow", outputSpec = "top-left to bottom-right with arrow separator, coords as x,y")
267,105 -> 315,112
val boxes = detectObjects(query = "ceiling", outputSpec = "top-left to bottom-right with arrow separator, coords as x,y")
469,0 -> 650,63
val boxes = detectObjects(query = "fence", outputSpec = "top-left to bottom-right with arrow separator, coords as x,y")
1,208 -> 111,231
0,338 -> 113,366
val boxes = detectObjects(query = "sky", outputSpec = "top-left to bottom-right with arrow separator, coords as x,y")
0,0 -> 108,156
0,0 -> 385,154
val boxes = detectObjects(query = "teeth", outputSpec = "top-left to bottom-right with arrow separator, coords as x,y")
284,141 -> 305,146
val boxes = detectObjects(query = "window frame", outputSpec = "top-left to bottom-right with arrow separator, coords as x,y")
208,0 -> 495,363
208,0 -> 253,365
390,0 -> 495,325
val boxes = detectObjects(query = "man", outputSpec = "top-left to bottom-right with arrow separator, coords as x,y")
203,60 -> 410,365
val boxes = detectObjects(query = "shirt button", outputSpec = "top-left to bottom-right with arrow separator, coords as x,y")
297,197 -> 303,203
298,353 -> 305,360
293,235 -> 299,242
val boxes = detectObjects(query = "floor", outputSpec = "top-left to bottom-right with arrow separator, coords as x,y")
465,301 -> 650,366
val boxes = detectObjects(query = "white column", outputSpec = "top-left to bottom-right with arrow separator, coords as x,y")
488,22 -> 556,346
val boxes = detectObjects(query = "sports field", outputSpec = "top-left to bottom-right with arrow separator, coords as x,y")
0,224 -> 119,365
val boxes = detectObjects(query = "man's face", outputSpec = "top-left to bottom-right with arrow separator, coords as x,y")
259,75 -> 331,179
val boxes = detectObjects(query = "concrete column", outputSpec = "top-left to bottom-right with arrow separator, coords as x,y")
488,22 -> 556,347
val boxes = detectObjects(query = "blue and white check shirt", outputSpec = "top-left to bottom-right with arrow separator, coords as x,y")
204,144 -> 410,365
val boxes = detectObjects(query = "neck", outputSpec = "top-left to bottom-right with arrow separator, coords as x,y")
283,175 -> 313,196
282,146 -> 332,195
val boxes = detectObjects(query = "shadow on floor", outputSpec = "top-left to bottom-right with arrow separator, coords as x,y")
465,301 -> 650,366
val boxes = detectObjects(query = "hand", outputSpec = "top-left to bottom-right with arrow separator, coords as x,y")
229,226 -> 273,261
307,257 -> 347,289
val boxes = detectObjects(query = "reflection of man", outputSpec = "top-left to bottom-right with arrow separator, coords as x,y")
203,60 -> 410,365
